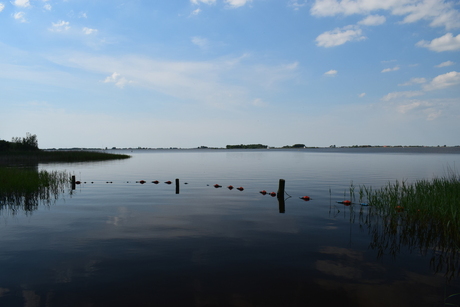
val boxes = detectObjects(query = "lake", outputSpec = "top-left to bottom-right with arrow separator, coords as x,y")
1,148 -> 460,306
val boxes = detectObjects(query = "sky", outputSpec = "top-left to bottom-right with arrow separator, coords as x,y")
1,0 -> 459,148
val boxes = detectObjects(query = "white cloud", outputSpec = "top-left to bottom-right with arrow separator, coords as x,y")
13,11 -> 27,22
435,60 -> 455,67
393,0 -> 460,30
311,0 -> 398,16
83,27 -> 98,35
191,36 -> 208,49
381,66 -> 400,73
191,8 -> 201,15
358,93 -> 366,97
103,72 -> 133,89
324,69 -> 338,76
423,71 -> 460,90
416,33 -> 460,52
395,100 -> 443,120
12,0 -> 30,8
49,20 -> 70,32
381,91 -> 424,101
48,53 -> 299,109
310,0 -> 460,30
224,0 -> 252,8
191,0 -> 216,4
398,77 -> 427,86
43,3 -> 51,11
316,25 -> 366,47
358,14 -> 386,26
288,0 -> 307,10
0,3 -> 5,12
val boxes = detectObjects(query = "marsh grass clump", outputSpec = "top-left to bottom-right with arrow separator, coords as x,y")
355,172 -> 460,280
362,173 -> 460,231
0,167 -> 70,214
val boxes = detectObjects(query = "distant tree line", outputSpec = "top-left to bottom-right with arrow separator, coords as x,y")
282,144 -> 305,148
0,133 -> 39,151
226,144 -> 268,149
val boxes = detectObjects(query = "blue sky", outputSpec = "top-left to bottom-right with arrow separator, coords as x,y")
1,0 -> 459,148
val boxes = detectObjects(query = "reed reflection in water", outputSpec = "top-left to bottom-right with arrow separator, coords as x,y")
0,167 -> 71,215
342,178 -> 460,282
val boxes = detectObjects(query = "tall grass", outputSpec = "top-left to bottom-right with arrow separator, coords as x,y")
354,172 -> 460,281
0,167 -> 70,214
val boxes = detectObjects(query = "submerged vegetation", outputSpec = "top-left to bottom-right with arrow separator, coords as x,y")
350,172 -> 460,280
0,167 -> 70,214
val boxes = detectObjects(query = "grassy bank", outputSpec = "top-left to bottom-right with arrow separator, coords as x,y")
0,150 -> 131,165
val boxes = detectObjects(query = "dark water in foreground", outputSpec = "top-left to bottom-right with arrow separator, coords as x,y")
1,148 -> 460,306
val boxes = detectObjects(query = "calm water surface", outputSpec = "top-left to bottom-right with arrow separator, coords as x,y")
1,148 -> 460,306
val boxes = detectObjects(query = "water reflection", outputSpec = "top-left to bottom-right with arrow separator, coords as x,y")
0,167 -> 71,215
341,204 -> 460,282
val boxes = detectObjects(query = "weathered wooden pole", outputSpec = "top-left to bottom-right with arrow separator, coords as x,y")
277,179 -> 285,199
71,175 -> 76,190
175,178 -> 180,194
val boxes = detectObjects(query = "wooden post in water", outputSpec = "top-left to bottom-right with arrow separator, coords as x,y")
71,175 -> 76,190
278,197 -> 285,214
277,179 -> 285,199
175,178 -> 180,194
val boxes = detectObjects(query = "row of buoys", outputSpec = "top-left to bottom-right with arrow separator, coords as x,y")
259,190 -> 277,197
72,178 -> 368,205
213,185 -> 310,200
213,184 -> 245,191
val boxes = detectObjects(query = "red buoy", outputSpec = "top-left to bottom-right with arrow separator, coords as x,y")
152,180 -> 159,184
269,192 -> 276,197
236,187 -> 244,191
300,196 -> 310,201
260,190 -> 267,195
165,181 -> 172,184
214,184 -> 222,188
139,180 -> 146,184
227,185 -> 234,190
342,200 -> 351,206
75,181 -> 81,185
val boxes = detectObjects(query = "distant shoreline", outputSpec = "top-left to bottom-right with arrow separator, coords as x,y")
68,146 -> 460,155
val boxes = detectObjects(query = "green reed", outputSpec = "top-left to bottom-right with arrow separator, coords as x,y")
0,167 -> 70,214
361,174 -> 460,231
354,173 -> 460,280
